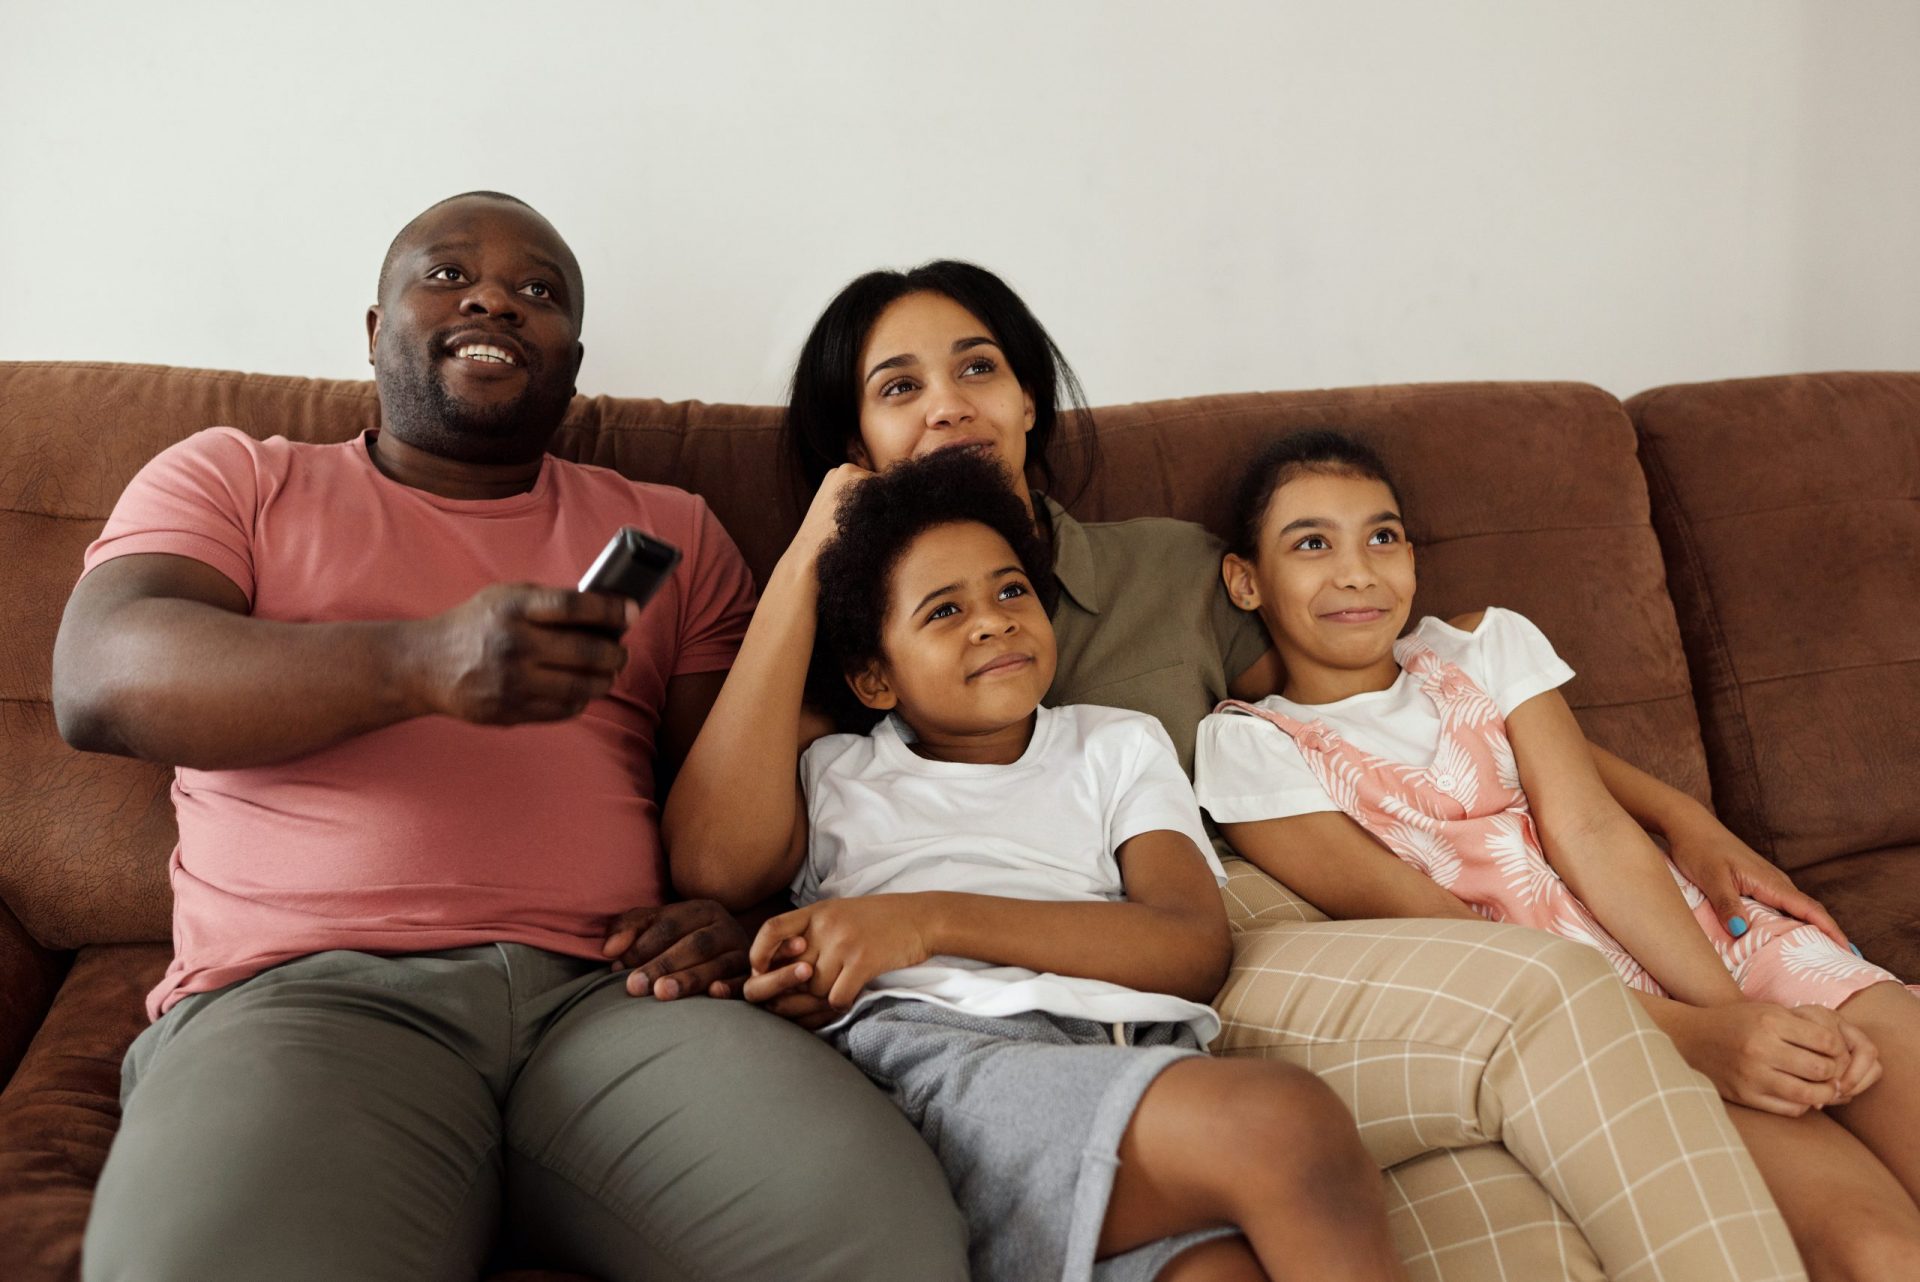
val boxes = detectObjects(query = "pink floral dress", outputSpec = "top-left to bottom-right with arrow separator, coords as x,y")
1216,643 -> 1905,1008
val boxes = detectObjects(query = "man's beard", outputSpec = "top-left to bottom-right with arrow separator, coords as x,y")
377,345 -> 575,465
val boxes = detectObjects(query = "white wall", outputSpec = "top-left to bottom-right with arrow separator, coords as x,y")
3,1 -> 1916,406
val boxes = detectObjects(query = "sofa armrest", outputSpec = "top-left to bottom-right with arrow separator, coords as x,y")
0,900 -> 69,1088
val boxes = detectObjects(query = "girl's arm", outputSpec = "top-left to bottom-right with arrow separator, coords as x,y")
1222,812 -> 1482,922
1506,690 -> 1745,1007
663,467 -> 866,907
1630,990 -> 1877,1116
749,828 -> 1232,1009
1590,745 -> 1852,949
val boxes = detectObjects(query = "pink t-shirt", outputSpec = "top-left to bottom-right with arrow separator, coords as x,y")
82,428 -> 757,1018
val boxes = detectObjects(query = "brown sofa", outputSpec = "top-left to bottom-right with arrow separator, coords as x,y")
1,360 -> 1913,1280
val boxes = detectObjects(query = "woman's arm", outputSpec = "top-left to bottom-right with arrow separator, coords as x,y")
1589,745 -> 1852,949
1223,811 -> 1482,922
664,467 -> 866,907
750,828 -> 1232,1009
1507,691 -> 1744,1007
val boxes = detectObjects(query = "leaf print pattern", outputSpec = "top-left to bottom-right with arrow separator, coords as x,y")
1488,813 -> 1559,905
1425,734 -> 1480,812
1213,649 -> 1918,1010
1779,931 -> 1876,985
1383,820 -> 1464,888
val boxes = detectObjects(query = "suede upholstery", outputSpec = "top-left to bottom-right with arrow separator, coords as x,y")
1630,372 -> 1920,972
0,358 -> 1910,1280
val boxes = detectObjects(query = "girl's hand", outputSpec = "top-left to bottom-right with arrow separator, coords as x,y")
750,896 -> 935,1011
1664,815 -> 1854,953
1673,1001 -> 1852,1117
1793,1005 -> 1884,1104
788,464 -> 876,563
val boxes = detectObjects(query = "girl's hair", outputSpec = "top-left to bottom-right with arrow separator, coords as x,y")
1228,430 -> 1404,558
784,260 -> 1097,502
813,447 -> 1058,731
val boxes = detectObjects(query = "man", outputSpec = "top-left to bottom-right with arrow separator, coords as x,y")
59,191 -> 967,1282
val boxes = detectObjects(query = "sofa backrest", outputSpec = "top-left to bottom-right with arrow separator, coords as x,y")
0,361 -> 1707,949
1629,372 -> 1920,872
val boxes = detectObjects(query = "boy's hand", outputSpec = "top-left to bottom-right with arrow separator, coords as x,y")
1674,1001 -> 1854,1116
1664,817 -> 1854,954
751,896 -> 936,1011
743,940 -> 838,1030
601,900 -> 750,999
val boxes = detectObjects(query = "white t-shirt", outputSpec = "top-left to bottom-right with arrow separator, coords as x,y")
1194,608 -> 1574,824
796,702 -> 1225,1042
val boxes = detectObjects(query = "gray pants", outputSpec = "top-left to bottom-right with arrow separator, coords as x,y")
82,945 -> 967,1282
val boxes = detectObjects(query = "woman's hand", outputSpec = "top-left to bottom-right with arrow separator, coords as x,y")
1664,814 -> 1854,953
1669,1001 -> 1859,1116
749,896 -> 934,1011
788,463 -> 876,563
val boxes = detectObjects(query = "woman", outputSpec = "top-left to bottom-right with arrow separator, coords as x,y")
665,261 -> 1821,1281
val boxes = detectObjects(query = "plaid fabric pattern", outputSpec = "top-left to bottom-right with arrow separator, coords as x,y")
1214,859 -> 1805,1281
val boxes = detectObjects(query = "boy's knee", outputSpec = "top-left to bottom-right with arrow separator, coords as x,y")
1213,1063 -> 1375,1191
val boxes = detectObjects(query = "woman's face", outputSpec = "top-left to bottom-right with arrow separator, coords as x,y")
853,292 -> 1036,493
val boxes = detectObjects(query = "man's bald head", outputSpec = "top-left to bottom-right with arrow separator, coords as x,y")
376,191 -> 585,323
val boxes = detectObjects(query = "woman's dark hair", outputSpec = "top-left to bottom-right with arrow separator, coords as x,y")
812,447 -> 1057,731
784,260 -> 1097,504
1228,430 -> 1404,558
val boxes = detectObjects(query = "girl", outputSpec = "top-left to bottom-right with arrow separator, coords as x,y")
733,446 -> 1405,1282
1195,429 -> 1920,1279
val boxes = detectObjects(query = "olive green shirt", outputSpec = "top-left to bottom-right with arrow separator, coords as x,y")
1041,496 -> 1272,776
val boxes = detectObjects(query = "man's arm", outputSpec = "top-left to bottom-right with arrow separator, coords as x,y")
53,552 -> 631,770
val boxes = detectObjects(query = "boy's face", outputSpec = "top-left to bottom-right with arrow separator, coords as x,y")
851,521 -> 1058,742
1230,471 -> 1414,678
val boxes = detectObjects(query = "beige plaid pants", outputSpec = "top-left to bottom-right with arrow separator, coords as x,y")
1215,858 -> 1805,1282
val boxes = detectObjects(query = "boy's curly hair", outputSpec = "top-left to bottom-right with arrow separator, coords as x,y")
812,448 -> 1057,731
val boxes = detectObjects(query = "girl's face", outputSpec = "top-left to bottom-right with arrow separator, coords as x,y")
1224,471 -> 1414,692
852,292 -> 1036,500
850,520 -> 1058,757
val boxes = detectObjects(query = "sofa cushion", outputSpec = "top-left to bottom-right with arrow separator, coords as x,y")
1792,844 -> 1920,981
0,946 -> 595,1282
1075,383 -> 1713,803
1,363 -> 1712,953
0,945 -> 163,1281
1628,373 -> 1920,872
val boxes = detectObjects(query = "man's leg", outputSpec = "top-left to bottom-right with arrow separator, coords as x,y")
503,978 -> 968,1282
1214,910 -> 1805,1282
84,950 -> 508,1282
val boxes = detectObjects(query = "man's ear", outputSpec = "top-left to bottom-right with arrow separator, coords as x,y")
1222,553 -> 1262,613
1021,388 -> 1035,433
847,661 -> 897,712
365,306 -> 382,367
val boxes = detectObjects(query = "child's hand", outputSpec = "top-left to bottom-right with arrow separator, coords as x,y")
742,937 -> 838,1030
1664,818 -> 1854,953
750,897 -> 935,1011
1791,1004 -> 1883,1104
1675,1001 -> 1852,1116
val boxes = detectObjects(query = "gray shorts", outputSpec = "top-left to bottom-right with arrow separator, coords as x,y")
832,998 -> 1242,1282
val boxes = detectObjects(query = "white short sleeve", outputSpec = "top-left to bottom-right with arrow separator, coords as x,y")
792,732 -> 866,904
1106,718 -> 1227,883
1193,711 -> 1342,824
1428,608 -> 1575,716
